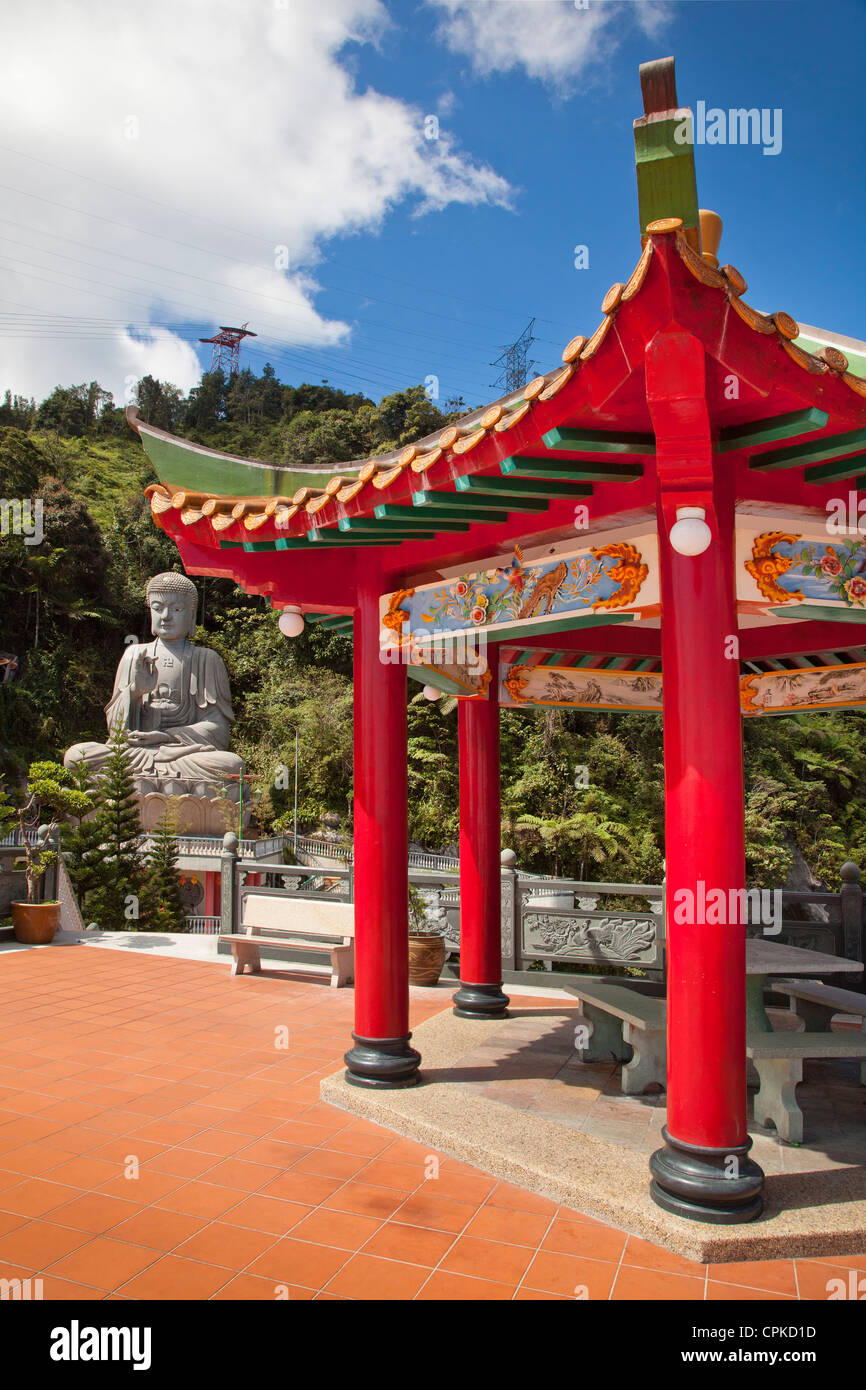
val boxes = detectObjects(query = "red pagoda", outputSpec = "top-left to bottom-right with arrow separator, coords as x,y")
128,59 -> 866,1224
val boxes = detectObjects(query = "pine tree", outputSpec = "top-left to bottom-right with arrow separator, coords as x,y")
62,762 -> 106,916
85,723 -> 144,928
140,807 -> 187,932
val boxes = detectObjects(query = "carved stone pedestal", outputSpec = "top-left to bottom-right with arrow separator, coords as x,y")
135,783 -> 253,835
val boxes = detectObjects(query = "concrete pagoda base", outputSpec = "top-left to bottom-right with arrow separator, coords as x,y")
320,1000 -> 866,1264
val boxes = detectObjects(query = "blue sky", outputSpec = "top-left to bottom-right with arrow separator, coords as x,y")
322,0 -> 866,407
0,0 -> 863,410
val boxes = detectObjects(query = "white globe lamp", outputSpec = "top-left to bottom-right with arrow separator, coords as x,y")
669,506 -> 712,557
422,684 -> 442,702
278,606 -> 305,637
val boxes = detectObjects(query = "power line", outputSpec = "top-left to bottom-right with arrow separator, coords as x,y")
0,141 -> 574,334
0,219 -> 530,377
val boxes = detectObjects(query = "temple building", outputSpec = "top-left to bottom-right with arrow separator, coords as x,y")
127,59 -> 866,1224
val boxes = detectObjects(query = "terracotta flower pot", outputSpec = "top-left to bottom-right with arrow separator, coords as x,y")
10,901 -> 61,945
408,933 -> 446,986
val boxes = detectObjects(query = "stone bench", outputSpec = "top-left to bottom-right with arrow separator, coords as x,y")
747,1030 -> 866,1143
563,981 -> 666,1095
219,895 -> 355,988
772,978 -> 866,1082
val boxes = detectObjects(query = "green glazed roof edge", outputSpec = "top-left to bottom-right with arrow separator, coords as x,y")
138,426 -> 361,497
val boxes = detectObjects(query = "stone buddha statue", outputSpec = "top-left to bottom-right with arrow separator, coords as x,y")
65,573 -> 246,822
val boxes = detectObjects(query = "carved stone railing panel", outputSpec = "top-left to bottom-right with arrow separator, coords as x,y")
501,871 -> 516,970
521,909 -> 661,968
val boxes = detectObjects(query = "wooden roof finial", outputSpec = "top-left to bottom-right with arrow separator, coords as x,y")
639,56 -> 678,116
634,56 -> 700,255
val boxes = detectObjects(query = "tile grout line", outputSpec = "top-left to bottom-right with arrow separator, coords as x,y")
510,1201 -> 562,1301
607,1235 -> 631,1301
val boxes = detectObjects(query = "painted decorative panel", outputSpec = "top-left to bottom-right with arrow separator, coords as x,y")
739,531 -> 866,613
498,659 -> 866,715
500,663 -> 663,711
380,534 -> 658,651
740,662 -> 866,715
402,646 -> 491,696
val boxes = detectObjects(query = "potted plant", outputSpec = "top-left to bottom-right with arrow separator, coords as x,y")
408,884 -> 448,986
1,763 -> 93,945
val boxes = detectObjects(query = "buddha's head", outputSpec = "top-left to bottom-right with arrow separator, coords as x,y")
145,572 -> 199,641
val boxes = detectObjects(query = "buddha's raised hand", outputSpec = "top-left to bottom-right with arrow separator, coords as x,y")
130,650 -> 159,698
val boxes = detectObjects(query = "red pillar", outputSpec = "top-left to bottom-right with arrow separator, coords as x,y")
344,572 -> 420,1088
453,648 -> 509,1018
647,330 -> 763,1222
204,871 -> 219,921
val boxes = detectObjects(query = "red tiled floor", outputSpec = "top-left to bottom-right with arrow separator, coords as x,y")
540,1217 -> 628,1263
362,1220 -> 455,1266
211,1272 -> 290,1300
323,1252 -> 430,1300
0,1219 -> 91,1267
463,1204 -> 551,1247
3,1179 -> 84,1218
611,1266 -> 706,1300
118,1253 -> 231,1300
108,1207 -> 208,1252
621,1234 -> 706,1278
707,1257 -> 798,1297
321,1181 -> 407,1220
175,1220 -> 278,1268
416,1269 -> 515,1300
289,1208 -> 383,1251
388,1191 -> 477,1232
46,1236 -> 160,1292
246,1235 -> 348,1289
523,1249 -> 618,1299
440,1233 -> 535,1283
0,946 -> 862,1302
221,1194 -> 312,1236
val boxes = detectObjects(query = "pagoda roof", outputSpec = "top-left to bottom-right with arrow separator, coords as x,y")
133,218 -> 866,562
130,52 -> 866,675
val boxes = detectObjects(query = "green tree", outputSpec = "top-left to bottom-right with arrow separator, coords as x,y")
135,375 -> 184,431
62,763 -> 107,916
0,391 -> 36,430
0,426 -> 44,495
4,761 -> 93,902
373,384 -> 448,448
515,809 -> 634,880
85,725 -> 144,928
140,807 -> 187,932
34,382 -> 111,437
184,369 -> 228,431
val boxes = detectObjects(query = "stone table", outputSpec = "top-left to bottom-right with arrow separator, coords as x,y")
745,937 -> 863,1033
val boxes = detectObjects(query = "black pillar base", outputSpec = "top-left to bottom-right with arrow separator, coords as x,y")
649,1126 -> 764,1224
344,1033 -> 421,1089
452,982 -> 510,1019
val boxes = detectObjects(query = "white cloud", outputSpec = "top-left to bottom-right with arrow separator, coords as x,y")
119,329 -> 203,399
0,0 -> 512,403
428,0 -> 672,91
